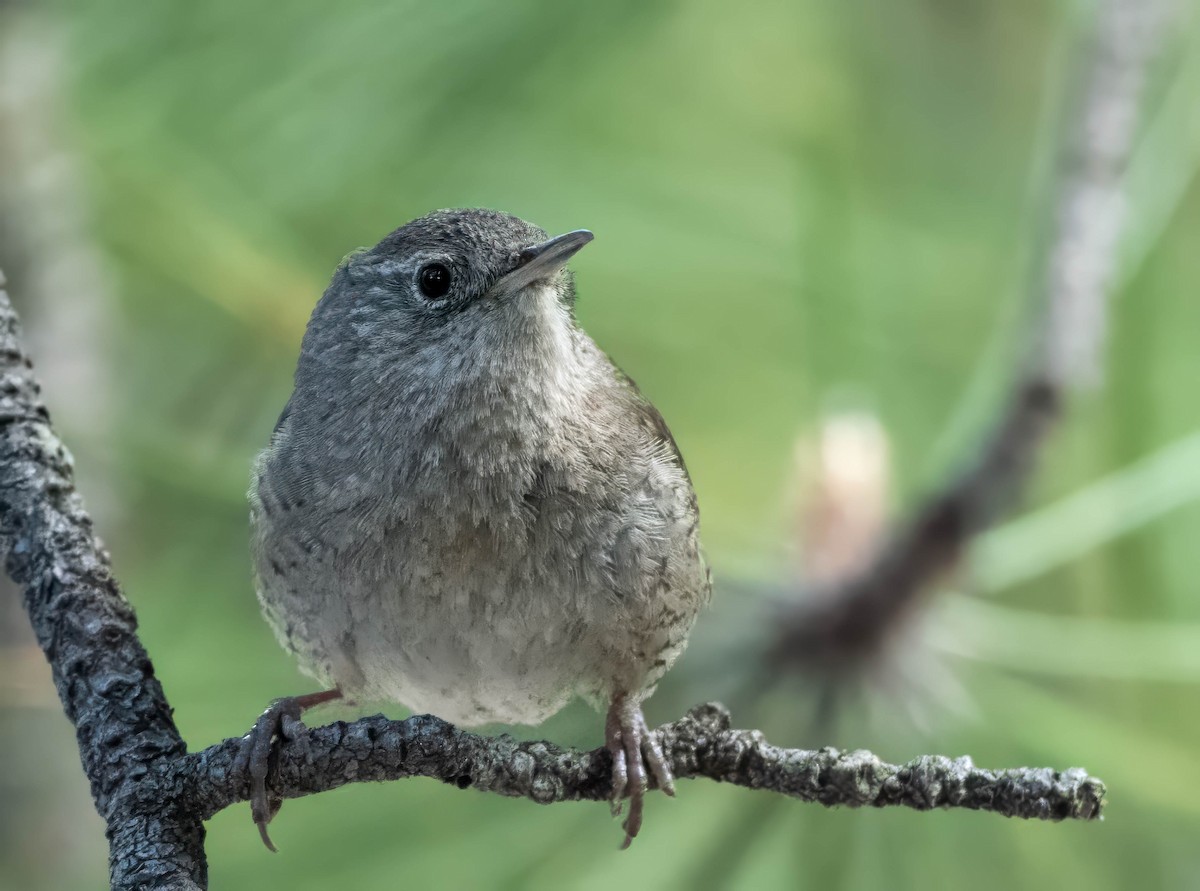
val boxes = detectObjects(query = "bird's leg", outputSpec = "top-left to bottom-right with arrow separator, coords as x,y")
234,688 -> 343,852
605,694 -> 675,848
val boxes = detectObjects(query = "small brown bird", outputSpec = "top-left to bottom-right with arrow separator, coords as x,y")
244,209 -> 711,848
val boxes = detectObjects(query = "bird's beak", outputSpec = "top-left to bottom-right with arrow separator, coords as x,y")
489,229 -> 593,298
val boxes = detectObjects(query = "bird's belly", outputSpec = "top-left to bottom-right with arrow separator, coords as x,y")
255,474 -> 707,728
314,547 -> 597,727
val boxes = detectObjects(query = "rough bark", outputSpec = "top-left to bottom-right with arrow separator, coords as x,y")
179,702 -> 1105,823
0,270 -> 205,888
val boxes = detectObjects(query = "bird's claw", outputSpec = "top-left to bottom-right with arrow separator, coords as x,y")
234,698 -> 305,852
234,688 -> 341,852
605,696 -> 674,848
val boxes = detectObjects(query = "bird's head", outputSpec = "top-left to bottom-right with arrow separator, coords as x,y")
294,208 -> 594,412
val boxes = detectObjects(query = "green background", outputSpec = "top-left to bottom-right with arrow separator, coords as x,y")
2,0 -> 1199,888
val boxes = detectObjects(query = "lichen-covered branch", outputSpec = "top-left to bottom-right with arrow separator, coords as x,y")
0,272 -> 206,889
177,701 -> 1105,825
769,0 -> 1171,673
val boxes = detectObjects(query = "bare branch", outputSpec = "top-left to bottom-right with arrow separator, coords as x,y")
0,272 -> 206,890
769,0 -> 1172,674
176,702 -> 1105,825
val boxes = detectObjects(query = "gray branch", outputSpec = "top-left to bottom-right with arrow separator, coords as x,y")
0,270 -> 206,889
0,274 -> 1105,890
178,702 -> 1105,824
769,0 -> 1171,673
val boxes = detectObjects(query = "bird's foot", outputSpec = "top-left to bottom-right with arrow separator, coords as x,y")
233,688 -> 342,852
605,695 -> 675,849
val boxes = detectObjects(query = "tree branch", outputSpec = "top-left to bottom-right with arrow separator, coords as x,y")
177,702 -> 1105,824
769,0 -> 1171,673
0,273 -> 1105,890
0,270 -> 206,889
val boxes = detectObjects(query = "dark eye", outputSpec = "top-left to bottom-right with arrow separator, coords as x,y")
417,263 -> 452,299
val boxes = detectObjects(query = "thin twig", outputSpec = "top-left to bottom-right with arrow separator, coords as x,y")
177,701 -> 1106,825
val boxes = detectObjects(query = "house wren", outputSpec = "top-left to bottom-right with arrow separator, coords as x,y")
243,208 -> 711,849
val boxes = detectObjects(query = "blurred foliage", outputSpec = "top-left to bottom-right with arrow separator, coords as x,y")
1,0 -> 1199,887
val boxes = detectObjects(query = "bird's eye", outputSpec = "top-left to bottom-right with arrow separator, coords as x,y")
417,263 -> 452,299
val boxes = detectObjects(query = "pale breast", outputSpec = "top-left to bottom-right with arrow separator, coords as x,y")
252,427 -> 708,727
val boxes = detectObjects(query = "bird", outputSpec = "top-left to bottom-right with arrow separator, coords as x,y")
241,208 -> 711,850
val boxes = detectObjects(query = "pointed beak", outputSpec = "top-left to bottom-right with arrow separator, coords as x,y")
490,229 -> 593,298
